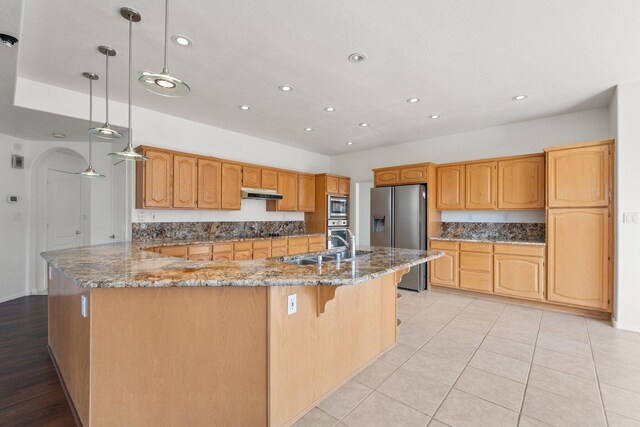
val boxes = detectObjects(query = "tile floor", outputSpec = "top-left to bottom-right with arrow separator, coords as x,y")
293,289 -> 640,427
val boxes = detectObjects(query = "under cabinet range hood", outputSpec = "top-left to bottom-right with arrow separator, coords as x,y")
241,187 -> 284,200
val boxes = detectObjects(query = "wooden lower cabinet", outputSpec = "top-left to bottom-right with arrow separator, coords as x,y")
158,246 -> 188,259
494,254 -> 544,301
459,271 -> 492,293
459,247 -> 493,293
288,237 -> 309,255
308,236 -> 326,252
429,249 -> 458,287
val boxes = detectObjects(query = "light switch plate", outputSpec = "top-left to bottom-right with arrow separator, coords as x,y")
623,212 -> 640,224
287,294 -> 297,315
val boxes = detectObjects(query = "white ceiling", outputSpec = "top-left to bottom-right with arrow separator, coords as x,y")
3,0 -> 640,154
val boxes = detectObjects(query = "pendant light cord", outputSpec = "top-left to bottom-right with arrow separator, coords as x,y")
88,77 -> 93,167
128,13 -> 133,148
105,53 -> 109,124
163,0 -> 169,74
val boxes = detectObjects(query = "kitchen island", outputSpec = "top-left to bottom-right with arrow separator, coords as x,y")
42,243 -> 442,427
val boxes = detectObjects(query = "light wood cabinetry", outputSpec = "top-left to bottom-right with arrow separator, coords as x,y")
374,169 -> 400,187
261,168 -> 278,190
298,174 -> 316,212
221,162 -> 242,210
326,175 -> 340,194
137,148 -> 173,208
252,240 -> 271,259
212,243 -> 233,262
287,237 -> 309,255
272,171 -> 298,211
271,239 -> 288,257
400,165 -> 428,184
429,241 -> 459,288
242,165 -> 261,188
459,242 -> 493,293
436,165 -> 465,210
339,178 -> 350,195
494,244 -> 544,301
498,155 -> 545,209
158,246 -> 188,259
173,155 -> 198,209
465,162 -> 497,210
308,236 -> 326,252
303,174 -> 352,235
197,158 -> 221,209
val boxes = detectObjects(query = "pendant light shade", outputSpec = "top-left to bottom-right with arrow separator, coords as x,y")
89,46 -> 124,140
78,72 -> 106,178
109,7 -> 148,161
138,0 -> 190,97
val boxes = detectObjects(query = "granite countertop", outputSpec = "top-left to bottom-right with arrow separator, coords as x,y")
41,243 -> 443,289
430,236 -> 546,246
136,233 -> 326,249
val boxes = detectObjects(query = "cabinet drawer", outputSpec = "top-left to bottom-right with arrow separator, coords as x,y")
459,271 -> 492,293
212,252 -> 231,262
271,238 -> 288,248
233,241 -> 253,251
187,244 -> 211,255
212,243 -> 233,253
494,244 -> 544,257
309,243 -> 325,253
271,247 -> 287,257
252,248 -> 270,259
158,246 -> 188,259
288,237 -> 309,247
375,169 -> 400,187
459,242 -> 493,253
288,244 -> 309,255
308,236 -> 325,245
252,240 -> 271,249
187,254 -> 211,261
459,252 -> 492,272
233,250 -> 252,260
400,166 -> 428,184
430,240 -> 459,250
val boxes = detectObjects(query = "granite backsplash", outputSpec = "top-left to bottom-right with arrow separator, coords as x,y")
132,221 -> 306,241
440,222 -> 545,242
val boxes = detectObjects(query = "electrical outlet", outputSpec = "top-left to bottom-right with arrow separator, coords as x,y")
287,294 -> 297,315
150,212 -> 156,221
623,212 -> 640,224
137,211 -> 145,222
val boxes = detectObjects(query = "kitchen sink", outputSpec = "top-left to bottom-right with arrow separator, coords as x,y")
281,250 -> 373,265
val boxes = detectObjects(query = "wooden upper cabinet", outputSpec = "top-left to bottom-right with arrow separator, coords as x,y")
498,156 -> 545,209
298,174 -> 316,212
338,178 -> 350,195
547,208 -> 610,310
465,162 -> 497,210
242,165 -> 261,188
400,166 -> 428,184
142,149 -> 173,208
276,172 -> 298,211
197,158 -> 221,209
374,169 -> 400,187
547,144 -> 610,208
261,169 -> 278,190
436,165 -> 465,210
326,175 -> 340,194
221,162 -> 242,210
173,155 -> 197,209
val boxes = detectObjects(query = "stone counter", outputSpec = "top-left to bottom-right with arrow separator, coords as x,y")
430,237 -> 546,246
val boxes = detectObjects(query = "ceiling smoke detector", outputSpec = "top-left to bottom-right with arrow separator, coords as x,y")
52,133 -> 66,139
0,33 -> 18,47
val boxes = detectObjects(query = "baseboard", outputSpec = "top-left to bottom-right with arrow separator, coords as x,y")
611,316 -> 640,333
0,291 -> 28,304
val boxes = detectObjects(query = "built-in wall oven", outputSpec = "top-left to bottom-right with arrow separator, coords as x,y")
327,219 -> 349,249
327,195 -> 348,219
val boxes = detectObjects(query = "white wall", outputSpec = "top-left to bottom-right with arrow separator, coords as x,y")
611,82 -> 640,332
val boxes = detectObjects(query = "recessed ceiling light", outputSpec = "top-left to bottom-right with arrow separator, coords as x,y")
346,141 -> 353,146
512,95 -> 528,101
52,132 -> 66,139
171,35 -> 193,47
429,115 -> 440,119
305,127 -> 313,131
279,85 -> 294,92
239,105 -> 251,110
358,122 -> 369,127
407,98 -> 420,103
348,52 -> 367,62
324,106 -> 336,112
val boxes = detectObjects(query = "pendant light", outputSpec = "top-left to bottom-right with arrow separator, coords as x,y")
138,0 -> 190,96
108,8 -> 148,161
77,72 -> 106,178
89,46 -> 124,140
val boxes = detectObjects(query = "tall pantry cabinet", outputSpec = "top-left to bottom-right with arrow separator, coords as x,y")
545,140 -> 614,311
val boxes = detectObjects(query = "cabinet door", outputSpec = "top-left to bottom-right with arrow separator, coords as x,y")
339,178 -> 350,195
233,250 -> 252,260
252,248 -> 270,259
298,174 -> 316,212
277,172 -> 298,211
498,156 -> 545,209
547,145 -> 610,208
547,208 -> 610,310
261,169 -> 278,190
436,165 -> 465,210
221,163 -> 242,210
143,149 -> 173,208
158,246 -> 188,259
374,170 -> 400,187
400,166 -> 428,184
326,176 -> 340,194
429,249 -> 458,287
242,165 -> 261,188
173,155 -> 197,209
197,158 -> 221,209
465,162 -> 497,210
494,254 -> 544,300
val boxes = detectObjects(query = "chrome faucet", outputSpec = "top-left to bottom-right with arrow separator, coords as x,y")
330,230 -> 356,259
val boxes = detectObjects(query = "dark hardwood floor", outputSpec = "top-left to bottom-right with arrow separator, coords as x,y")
0,296 -> 76,426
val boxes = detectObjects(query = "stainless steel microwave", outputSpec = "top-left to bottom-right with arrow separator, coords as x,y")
327,195 -> 348,219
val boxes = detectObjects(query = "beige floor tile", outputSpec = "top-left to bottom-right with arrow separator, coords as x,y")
398,303 -> 424,322
429,420 -> 451,427
459,307 -> 502,322
538,324 -> 589,344
342,391 -> 431,427
378,367 -> 450,416
600,384 -> 640,422
293,408 -> 339,427
480,335 -> 534,363
435,389 -> 519,427
455,367 -> 525,411
469,350 -> 530,383
536,334 -> 592,358
317,380 -> 372,420
398,321 -> 442,348
521,386 -> 606,427
591,336 -> 640,364
532,347 -> 596,379
447,315 -> 495,335
593,357 -> 640,394
607,411 -> 640,427
403,349 -> 467,386
489,324 -> 539,346
518,415 -> 552,426
466,298 -> 505,313
587,319 -> 640,342
379,343 -> 417,367
421,327 -> 485,363
527,364 -> 601,406
353,359 -> 397,389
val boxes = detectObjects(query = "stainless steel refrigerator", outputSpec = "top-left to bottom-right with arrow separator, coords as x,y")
370,184 -> 427,291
